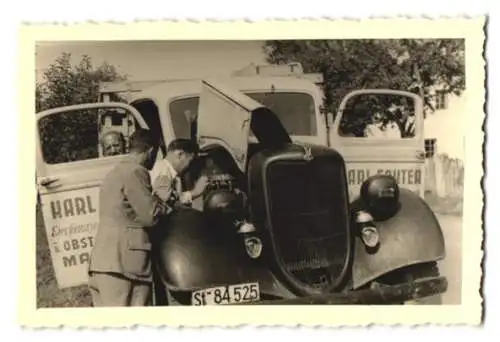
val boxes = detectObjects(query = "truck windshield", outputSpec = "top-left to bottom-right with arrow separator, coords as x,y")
169,92 -> 317,139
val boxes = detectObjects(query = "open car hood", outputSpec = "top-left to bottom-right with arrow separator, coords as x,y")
197,79 -> 292,171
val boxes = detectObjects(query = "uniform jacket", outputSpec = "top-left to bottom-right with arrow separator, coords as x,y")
89,156 -> 172,282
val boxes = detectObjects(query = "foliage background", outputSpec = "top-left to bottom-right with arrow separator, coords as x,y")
37,53 -> 127,164
263,39 -> 465,137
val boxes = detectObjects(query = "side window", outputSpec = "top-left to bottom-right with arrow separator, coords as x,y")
338,93 -> 417,139
38,107 -> 138,165
425,138 -> 437,158
130,99 -> 165,153
169,97 -> 199,140
434,90 -> 448,110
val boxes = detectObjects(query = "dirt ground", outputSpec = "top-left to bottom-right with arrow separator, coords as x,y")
436,214 -> 463,305
35,197 -> 463,308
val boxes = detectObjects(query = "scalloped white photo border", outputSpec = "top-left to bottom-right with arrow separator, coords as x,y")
17,17 -> 486,328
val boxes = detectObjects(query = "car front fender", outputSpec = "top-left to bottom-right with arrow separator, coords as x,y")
150,208 -> 296,301
351,188 -> 446,289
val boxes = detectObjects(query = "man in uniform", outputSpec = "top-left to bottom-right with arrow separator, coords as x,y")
88,128 -> 172,307
101,130 -> 126,157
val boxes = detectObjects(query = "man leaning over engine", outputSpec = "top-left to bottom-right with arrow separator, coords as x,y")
150,138 -> 209,208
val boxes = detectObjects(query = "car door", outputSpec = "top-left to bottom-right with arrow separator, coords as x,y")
36,102 -> 149,289
329,89 -> 426,202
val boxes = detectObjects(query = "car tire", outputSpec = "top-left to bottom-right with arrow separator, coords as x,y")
400,261 -> 443,305
373,261 -> 443,305
166,290 -> 182,306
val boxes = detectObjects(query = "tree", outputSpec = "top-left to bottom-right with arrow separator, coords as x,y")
36,52 -> 126,112
36,53 -> 127,163
262,39 -> 465,137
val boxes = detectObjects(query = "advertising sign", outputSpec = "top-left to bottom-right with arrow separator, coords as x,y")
40,186 -> 100,288
345,163 -> 425,201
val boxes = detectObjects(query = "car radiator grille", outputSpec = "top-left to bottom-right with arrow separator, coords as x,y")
266,158 -> 350,291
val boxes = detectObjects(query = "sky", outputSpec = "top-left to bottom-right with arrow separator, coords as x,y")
36,41 -> 267,81
35,41 -> 466,160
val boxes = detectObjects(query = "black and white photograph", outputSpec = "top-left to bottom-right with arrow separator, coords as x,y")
22,18 -> 485,326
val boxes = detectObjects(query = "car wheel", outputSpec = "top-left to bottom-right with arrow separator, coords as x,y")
166,290 -> 183,306
373,261 -> 443,305
401,262 -> 443,305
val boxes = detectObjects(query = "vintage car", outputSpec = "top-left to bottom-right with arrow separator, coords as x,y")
35,63 -> 447,305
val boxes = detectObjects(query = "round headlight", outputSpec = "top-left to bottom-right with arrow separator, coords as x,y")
244,236 -> 263,259
360,174 -> 400,220
360,226 -> 380,248
355,210 -> 380,250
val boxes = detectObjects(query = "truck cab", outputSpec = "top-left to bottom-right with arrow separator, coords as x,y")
99,62 -> 426,202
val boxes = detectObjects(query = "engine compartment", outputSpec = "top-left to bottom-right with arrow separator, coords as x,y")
179,145 -> 254,227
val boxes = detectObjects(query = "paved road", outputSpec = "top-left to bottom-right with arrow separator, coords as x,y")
436,214 -> 463,305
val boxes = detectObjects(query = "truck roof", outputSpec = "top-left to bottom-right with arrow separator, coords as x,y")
99,62 -> 324,103
127,76 -> 323,104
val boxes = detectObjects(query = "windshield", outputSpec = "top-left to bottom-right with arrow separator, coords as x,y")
169,92 -> 317,139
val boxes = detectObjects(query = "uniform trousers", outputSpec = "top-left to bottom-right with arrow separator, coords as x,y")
88,271 -> 152,307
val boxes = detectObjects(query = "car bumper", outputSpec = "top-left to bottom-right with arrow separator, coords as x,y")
241,276 -> 448,305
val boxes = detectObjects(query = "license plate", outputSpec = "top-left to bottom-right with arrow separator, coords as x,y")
191,282 -> 260,305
